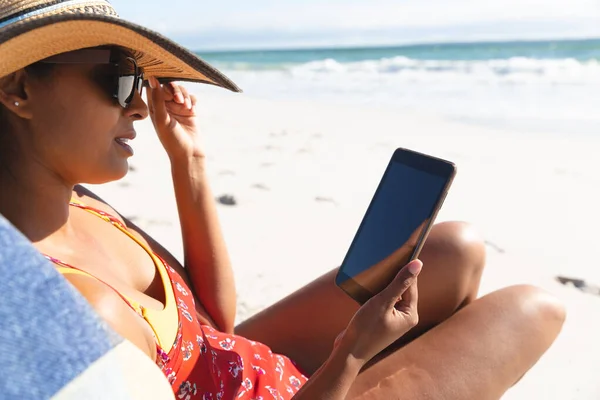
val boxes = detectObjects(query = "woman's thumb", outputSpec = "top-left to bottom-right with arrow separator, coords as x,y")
379,259 -> 422,308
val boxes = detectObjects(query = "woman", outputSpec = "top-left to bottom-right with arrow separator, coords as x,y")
0,1 -> 565,399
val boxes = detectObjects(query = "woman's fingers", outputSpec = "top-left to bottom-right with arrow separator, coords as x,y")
148,76 -> 169,127
147,77 -> 195,127
336,260 -> 423,364
179,86 -> 193,109
379,259 -> 422,310
161,82 -> 193,110
165,82 -> 185,104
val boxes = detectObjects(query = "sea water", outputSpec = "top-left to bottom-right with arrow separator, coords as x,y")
197,38 -> 600,135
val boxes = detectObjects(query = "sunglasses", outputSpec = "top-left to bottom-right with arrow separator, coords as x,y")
40,48 -> 145,109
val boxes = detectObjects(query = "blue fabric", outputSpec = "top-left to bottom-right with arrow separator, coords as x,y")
0,214 -> 124,399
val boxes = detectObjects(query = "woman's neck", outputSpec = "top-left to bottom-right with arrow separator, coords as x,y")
0,159 -> 74,243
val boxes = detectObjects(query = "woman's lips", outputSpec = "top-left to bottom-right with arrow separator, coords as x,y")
114,137 -> 134,155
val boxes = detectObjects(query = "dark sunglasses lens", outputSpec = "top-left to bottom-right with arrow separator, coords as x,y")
117,58 -> 138,107
117,75 -> 136,107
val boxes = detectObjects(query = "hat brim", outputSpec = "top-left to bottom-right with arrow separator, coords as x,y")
0,13 -> 241,92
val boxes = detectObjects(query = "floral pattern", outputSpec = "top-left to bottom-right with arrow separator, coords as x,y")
178,381 -> 198,400
175,281 -> 189,296
182,340 -> 194,362
61,202 -> 308,400
158,259 -> 308,399
220,338 -> 236,351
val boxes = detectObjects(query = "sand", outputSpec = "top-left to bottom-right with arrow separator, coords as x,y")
86,85 -> 600,399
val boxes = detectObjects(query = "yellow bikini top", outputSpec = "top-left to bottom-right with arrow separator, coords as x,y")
48,198 -> 179,353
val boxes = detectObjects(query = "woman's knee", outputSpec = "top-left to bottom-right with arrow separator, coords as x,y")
423,221 -> 486,296
500,285 -> 566,339
431,221 -> 486,269
478,285 -> 566,365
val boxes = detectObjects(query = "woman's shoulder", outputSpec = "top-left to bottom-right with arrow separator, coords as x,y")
71,185 -> 165,259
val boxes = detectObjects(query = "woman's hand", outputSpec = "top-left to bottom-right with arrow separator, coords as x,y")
146,76 -> 204,161
335,259 -> 422,366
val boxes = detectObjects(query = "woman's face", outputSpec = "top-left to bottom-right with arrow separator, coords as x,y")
4,51 -> 149,185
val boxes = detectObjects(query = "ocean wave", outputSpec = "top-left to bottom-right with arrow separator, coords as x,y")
287,56 -> 600,85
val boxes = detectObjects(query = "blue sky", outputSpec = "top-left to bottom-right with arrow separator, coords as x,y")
111,0 -> 600,50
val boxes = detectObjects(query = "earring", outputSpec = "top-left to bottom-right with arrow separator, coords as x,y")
14,101 -> 19,107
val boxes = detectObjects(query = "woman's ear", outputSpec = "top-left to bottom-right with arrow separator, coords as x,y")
0,70 -> 34,120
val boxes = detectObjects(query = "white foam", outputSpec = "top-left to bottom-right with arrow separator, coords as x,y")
289,56 -> 600,85
217,55 -> 600,135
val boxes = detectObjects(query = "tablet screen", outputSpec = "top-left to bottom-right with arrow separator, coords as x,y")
338,160 -> 448,299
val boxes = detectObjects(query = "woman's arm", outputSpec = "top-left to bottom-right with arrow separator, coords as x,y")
170,155 -> 236,333
146,77 -> 236,333
293,349 -> 362,400
295,260 -> 422,399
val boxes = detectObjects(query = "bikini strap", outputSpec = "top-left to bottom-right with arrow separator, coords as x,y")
66,198 -> 178,352
69,200 -> 128,230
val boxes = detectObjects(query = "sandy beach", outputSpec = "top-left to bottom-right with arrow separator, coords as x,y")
86,85 -> 600,399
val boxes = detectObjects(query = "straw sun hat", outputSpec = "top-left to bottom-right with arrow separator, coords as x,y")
0,0 -> 241,92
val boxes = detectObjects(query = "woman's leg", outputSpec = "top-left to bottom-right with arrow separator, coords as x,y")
235,221 -> 486,374
347,285 -> 566,400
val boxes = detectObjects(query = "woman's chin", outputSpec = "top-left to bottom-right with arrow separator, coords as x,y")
82,162 -> 130,185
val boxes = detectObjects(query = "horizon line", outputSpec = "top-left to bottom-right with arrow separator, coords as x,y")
189,35 -> 600,54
